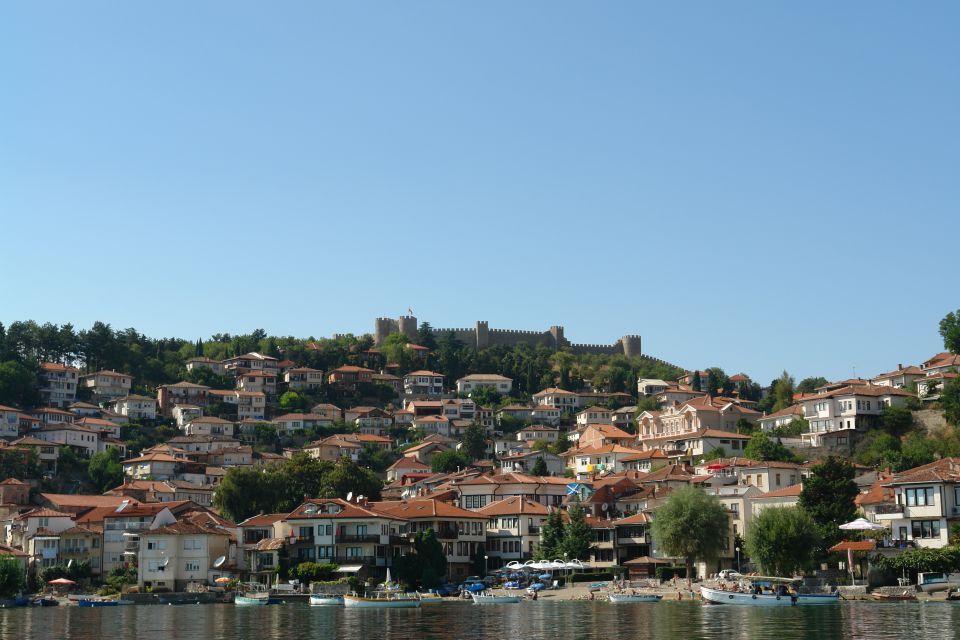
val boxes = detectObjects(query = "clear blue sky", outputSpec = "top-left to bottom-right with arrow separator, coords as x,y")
3,2 -> 958,385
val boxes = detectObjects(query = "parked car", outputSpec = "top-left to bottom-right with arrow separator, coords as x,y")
717,570 -> 741,581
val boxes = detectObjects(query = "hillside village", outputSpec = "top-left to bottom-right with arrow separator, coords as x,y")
0,315 -> 958,594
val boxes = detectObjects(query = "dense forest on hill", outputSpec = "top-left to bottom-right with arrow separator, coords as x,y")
0,320 -> 685,408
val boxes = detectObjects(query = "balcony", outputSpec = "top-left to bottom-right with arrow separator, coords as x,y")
327,555 -> 377,565
389,534 -> 414,545
435,528 -> 459,540
336,534 -> 380,544
293,535 -> 315,543
873,504 -> 904,519
61,547 -> 89,556
528,526 -> 540,535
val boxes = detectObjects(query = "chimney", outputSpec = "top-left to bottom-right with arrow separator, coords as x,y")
898,364 -> 903,371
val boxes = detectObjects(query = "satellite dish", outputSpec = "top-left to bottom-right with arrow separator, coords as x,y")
67,559 -> 74,568
601,503 -> 608,511
213,555 -> 226,569
161,558 -> 170,568
303,504 -> 319,514
346,492 -> 353,502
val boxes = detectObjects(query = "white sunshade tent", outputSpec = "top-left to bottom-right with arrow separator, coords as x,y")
839,518 -> 886,531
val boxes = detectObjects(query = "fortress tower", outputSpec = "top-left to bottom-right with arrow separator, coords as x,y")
620,335 -> 642,358
397,316 -> 418,342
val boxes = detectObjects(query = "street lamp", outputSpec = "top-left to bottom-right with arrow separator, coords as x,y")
735,546 -> 741,573
484,555 -> 489,575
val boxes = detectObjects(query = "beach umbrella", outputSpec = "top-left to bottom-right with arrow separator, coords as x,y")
386,568 -> 392,584
839,518 -> 885,531
47,578 -> 76,586
214,577 -> 232,584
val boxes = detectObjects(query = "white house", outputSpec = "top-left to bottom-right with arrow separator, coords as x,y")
456,374 -> 513,396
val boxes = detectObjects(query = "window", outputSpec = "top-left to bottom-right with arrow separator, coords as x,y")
905,487 -> 935,507
183,539 -> 202,550
185,562 -> 200,572
346,547 -> 362,558
911,520 -> 941,539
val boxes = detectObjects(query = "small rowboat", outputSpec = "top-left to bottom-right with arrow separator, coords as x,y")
343,592 -> 420,608
872,592 -> 917,602
309,594 -> 344,606
471,592 -> 522,605
607,593 -> 663,603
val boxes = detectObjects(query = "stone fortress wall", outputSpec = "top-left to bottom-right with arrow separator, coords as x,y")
374,316 -> 643,358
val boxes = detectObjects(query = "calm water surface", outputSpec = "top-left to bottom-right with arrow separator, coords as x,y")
3,601 -> 960,640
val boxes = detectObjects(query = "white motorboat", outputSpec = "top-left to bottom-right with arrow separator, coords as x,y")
309,594 -> 344,606
471,592 -> 522,605
918,572 -> 960,593
343,592 -> 421,608
607,592 -> 663,603
701,576 -> 839,607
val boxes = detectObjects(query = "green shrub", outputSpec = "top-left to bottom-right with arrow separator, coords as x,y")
654,566 -> 687,581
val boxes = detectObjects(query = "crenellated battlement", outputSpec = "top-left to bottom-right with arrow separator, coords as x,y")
371,315 -> 654,361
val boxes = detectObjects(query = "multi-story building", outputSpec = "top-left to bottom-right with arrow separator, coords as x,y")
875,458 -> 960,549
39,363 -> 79,408
237,513 -> 289,576
236,371 -> 277,397
870,365 -> 926,389
637,379 -> 671,396
0,405 -> 23,439
185,357 -> 226,376
284,367 -> 325,391
516,424 -> 560,443
799,384 -> 912,446
531,388 -> 580,414
89,502 -> 179,575
282,498 -> 409,578
403,371 -> 445,397
137,521 -> 233,590
207,390 -> 266,421
110,394 -> 157,421
372,499 -> 487,580
326,366 -> 375,392
576,406 -> 613,427
222,352 -> 279,376
184,417 -> 236,437
476,496 -> 547,570
456,374 -> 513,396
638,395 -> 759,444
157,382 -> 210,417
79,371 -> 132,404
454,473 -> 571,510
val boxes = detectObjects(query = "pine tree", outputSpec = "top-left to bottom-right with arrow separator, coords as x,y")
531,456 -> 548,476
691,371 -> 702,391
559,499 -> 593,562
536,508 -> 565,560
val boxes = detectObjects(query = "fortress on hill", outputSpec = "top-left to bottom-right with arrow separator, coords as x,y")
373,315 -> 642,358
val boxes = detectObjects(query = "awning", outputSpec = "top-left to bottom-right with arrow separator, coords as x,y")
828,540 -> 877,553
705,463 -> 729,471
623,556 -> 671,565
336,565 -> 363,573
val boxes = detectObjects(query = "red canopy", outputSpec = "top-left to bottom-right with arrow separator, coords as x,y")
47,578 -> 77,585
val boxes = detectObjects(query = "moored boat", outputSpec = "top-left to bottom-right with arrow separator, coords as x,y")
701,577 -> 838,607
77,598 -> 132,607
0,596 -> 29,608
872,591 -> 917,602
309,594 -> 344,606
918,572 -> 960,594
471,592 -> 522,605
343,592 -> 421,608
607,592 -> 663,603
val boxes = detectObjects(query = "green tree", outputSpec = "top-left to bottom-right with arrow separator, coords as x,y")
291,562 -> 339,583
416,323 -> 438,351
939,309 -> 960,354
279,391 -> 306,412
745,507 -> 820,577
0,360 -> 40,408
796,377 -> 828,395
651,486 -> 730,584
430,450 -> 471,473
772,371 -> 795,412
394,529 -> 447,588
559,500 -> 593,561
87,448 -> 124,493
798,456 -> 858,550
461,424 -> 487,461
690,371 -> 702,392
319,457 -> 383,501
853,431 -> 902,469
743,432 -> 798,463
873,547 -> 960,575
531,456 -> 548,476
469,385 -> 502,408
881,405 -> 914,437
213,466 -> 285,522
535,508 -> 565,560
943,376 -> 960,426
0,556 -> 25,598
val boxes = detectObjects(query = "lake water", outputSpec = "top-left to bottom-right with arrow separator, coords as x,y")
3,600 -> 960,640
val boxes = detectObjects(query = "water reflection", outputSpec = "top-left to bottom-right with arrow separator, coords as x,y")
0,600 -> 959,640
